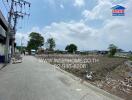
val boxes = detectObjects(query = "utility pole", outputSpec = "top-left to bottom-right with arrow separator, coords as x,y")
20,36 -> 24,54
5,0 -> 14,63
4,0 -> 31,63
11,12 -> 18,57
11,12 -> 23,57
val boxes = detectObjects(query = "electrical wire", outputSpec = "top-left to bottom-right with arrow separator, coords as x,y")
1,0 -> 31,32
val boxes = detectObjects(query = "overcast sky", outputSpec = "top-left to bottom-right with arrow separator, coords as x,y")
0,0 -> 132,51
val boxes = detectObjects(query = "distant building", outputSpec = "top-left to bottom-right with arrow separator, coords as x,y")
97,51 -> 108,55
115,51 -> 131,58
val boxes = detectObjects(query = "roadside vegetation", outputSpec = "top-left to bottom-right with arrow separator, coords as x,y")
65,44 -> 77,53
27,32 -> 44,54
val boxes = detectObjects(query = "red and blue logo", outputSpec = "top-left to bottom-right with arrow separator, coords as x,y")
112,5 -> 125,16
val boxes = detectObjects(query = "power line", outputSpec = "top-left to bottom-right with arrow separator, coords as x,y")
4,0 -> 31,63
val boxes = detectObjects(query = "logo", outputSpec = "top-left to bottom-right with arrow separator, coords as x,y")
112,5 -> 125,16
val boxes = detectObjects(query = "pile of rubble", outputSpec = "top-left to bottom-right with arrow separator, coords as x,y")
119,77 -> 132,94
12,53 -> 22,64
93,77 -> 132,98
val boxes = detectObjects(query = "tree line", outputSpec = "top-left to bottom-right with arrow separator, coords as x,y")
21,32 -> 126,56
26,32 -> 78,54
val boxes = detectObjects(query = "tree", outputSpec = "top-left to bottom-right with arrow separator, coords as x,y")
108,44 -> 117,56
27,32 -> 44,52
65,44 -> 77,53
46,38 -> 56,51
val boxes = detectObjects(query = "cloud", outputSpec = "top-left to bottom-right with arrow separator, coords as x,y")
100,19 -> 132,50
60,4 -> 64,9
74,0 -> 85,7
42,20 -> 123,50
82,0 -> 112,20
15,32 -> 29,46
82,0 -> 132,50
41,21 -> 99,50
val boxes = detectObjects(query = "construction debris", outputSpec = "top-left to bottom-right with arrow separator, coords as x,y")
12,53 -> 22,64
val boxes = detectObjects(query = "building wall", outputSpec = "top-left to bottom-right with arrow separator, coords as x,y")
0,10 -> 8,63
0,24 -> 6,56
0,44 -> 5,55
0,10 -> 8,30
0,21 -> 6,63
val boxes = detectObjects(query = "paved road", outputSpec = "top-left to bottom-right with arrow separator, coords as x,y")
0,56 -> 120,100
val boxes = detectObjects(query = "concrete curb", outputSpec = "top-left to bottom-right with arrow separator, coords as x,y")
56,67 -> 123,100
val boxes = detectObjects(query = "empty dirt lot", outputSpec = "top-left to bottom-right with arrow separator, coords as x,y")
37,54 -> 132,100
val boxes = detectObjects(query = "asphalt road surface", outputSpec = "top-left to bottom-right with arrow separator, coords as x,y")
0,56 -> 121,100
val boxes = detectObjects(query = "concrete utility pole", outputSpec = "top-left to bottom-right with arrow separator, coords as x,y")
4,0 -> 31,63
12,11 -> 29,56
20,36 -> 24,54
5,0 -> 14,63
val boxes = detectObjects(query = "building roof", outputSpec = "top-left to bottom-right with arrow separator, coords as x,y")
112,5 -> 125,10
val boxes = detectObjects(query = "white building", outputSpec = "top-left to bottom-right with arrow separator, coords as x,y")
0,10 -> 8,63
